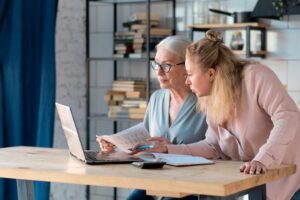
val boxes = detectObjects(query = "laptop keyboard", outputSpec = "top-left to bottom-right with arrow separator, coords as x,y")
84,151 -> 120,162
84,151 -> 101,161
84,151 -> 142,163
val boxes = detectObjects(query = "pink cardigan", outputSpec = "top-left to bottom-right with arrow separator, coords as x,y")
167,64 -> 300,200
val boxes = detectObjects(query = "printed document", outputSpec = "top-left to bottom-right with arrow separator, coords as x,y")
96,123 -> 150,153
96,123 -> 214,166
139,152 -> 214,166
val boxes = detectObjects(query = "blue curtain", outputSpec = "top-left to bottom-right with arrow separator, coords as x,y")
0,0 -> 57,199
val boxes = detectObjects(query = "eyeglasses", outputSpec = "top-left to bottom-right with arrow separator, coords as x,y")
150,60 -> 185,73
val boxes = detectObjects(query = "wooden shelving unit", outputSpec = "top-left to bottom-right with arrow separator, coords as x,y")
188,22 -> 268,30
188,23 -> 268,58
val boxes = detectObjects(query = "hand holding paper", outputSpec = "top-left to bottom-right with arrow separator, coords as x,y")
96,123 -> 150,153
96,135 -> 116,153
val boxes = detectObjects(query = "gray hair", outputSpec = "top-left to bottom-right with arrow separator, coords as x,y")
156,35 -> 192,61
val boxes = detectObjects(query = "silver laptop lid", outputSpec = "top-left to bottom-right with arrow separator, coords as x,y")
55,103 -> 86,161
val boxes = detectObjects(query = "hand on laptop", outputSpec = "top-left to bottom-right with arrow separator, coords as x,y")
96,135 -> 116,153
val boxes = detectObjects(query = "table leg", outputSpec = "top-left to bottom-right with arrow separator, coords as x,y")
248,184 -> 266,200
198,184 -> 266,200
16,180 -> 35,200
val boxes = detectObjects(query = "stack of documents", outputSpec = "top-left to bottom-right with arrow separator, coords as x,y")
140,152 -> 214,166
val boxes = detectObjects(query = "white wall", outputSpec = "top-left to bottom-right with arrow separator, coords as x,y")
54,0 -> 300,199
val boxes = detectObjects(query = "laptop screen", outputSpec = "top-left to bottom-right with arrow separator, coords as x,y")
55,103 -> 86,161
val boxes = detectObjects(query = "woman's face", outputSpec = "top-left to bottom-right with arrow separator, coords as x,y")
185,55 -> 215,97
154,48 -> 187,90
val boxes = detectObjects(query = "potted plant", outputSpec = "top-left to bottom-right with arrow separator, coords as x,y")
272,0 -> 300,19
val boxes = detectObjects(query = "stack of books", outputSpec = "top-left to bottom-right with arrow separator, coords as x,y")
113,12 -> 172,58
104,79 -> 147,119
114,31 -> 136,58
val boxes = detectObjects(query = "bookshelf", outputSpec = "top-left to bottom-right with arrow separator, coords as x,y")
86,0 -> 176,199
188,22 -> 268,58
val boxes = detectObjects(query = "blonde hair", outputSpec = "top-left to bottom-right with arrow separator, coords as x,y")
187,30 -> 254,124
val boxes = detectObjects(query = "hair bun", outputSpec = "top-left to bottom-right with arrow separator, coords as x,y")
205,30 -> 223,43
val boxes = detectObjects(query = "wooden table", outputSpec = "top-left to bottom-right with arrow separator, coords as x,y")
0,146 -> 296,200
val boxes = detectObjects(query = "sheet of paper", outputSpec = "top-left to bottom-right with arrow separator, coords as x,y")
97,123 -> 150,153
151,153 -> 214,166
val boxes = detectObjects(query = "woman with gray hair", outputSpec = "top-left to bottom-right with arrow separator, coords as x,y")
98,36 -> 207,200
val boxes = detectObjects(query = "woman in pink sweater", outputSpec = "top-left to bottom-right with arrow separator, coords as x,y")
136,30 -> 300,200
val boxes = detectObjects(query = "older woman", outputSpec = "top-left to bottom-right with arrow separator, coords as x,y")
98,36 -> 207,200
138,30 -> 300,200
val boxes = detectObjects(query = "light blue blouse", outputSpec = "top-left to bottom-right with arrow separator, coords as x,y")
143,89 -> 207,144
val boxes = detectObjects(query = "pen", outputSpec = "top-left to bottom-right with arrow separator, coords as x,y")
129,144 -> 154,151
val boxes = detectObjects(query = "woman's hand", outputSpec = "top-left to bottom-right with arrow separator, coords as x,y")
240,160 -> 267,175
130,137 -> 171,154
96,136 -> 116,153
147,137 -> 171,145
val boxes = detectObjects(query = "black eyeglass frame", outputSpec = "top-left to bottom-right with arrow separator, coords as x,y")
150,60 -> 185,73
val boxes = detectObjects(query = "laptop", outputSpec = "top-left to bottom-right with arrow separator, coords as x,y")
55,102 -> 143,165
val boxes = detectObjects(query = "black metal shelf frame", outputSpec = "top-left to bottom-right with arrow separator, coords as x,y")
88,113 -> 143,122
90,0 -> 173,4
88,57 -> 153,61
86,0 -> 176,199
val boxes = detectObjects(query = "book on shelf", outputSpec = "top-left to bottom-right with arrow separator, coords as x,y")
113,53 -> 126,58
112,82 -> 146,92
108,107 -> 147,114
105,79 -> 147,119
129,12 -> 160,22
108,110 -> 145,120
113,79 -> 146,84
105,90 -> 126,95
137,28 -> 172,36
126,91 -> 146,99
114,49 -> 131,54
115,31 -> 142,39
104,91 -> 125,106
133,49 -> 142,53
114,43 -> 134,52
128,113 -> 145,119
123,20 -> 159,28
122,99 -> 147,108
128,52 -> 155,58
108,105 -> 124,112
104,93 -> 125,102
133,37 -> 144,44
108,110 -> 129,118
128,107 -> 147,114
115,31 -> 136,36
130,24 -> 147,31
133,43 -> 143,49
114,37 -> 135,44
115,16 -> 171,56
112,86 -> 146,92
112,95 -> 125,101
105,100 -> 123,106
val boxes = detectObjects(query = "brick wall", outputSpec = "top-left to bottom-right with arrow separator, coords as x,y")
52,0 -> 86,199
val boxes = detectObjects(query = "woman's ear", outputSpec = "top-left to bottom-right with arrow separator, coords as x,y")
207,68 -> 216,81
